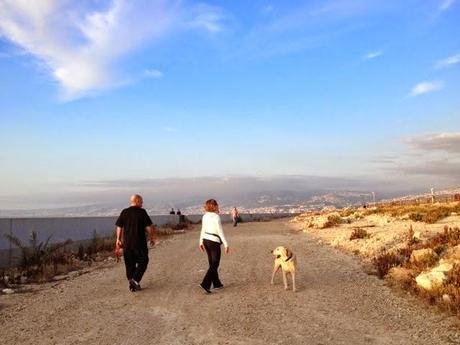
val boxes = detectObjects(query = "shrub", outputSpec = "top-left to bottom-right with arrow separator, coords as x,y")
373,248 -> 412,278
349,228 -> 370,240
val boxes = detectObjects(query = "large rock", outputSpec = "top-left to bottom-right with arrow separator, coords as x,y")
415,271 -> 446,291
415,261 -> 455,291
410,248 -> 438,265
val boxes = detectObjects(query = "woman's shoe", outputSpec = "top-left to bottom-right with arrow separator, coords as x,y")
198,284 -> 212,294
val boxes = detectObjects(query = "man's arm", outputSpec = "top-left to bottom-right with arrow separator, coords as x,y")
116,226 -> 123,247
146,224 -> 155,246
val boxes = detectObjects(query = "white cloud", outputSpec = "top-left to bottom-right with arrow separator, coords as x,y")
144,69 -> 163,79
363,50 -> 383,60
186,4 -> 226,33
440,0 -> 456,11
435,54 -> 460,69
409,81 -> 444,97
162,127 -> 178,133
0,0 -> 225,100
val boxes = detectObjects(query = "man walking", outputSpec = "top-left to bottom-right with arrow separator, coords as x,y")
116,194 -> 155,292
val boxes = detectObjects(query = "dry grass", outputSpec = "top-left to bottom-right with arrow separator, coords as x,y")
364,202 -> 460,224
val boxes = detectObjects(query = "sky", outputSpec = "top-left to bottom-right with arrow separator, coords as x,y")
0,0 -> 459,209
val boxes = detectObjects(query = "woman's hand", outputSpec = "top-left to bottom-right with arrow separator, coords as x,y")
199,244 -> 205,252
224,246 -> 230,254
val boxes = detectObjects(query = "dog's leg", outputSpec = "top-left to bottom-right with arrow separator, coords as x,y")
291,271 -> 296,292
282,270 -> 288,290
271,263 -> 280,285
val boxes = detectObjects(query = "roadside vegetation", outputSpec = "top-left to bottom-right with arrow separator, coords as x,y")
294,201 -> 460,315
1,222 -> 190,289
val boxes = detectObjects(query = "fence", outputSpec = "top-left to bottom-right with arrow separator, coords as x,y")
0,212 -> 295,268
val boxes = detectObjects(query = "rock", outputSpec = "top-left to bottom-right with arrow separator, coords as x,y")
410,248 -> 438,265
415,271 -> 446,291
445,245 -> 460,261
433,261 -> 454,273
2,288 -> 14,294
20,275 -> 27,284
53,274 -> 68,281
442,294 -> 452,304
451,212 -> 458,216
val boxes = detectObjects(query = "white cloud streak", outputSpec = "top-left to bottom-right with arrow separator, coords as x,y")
363,50 -> 383,60
440,0 -> 456,11
435,54 -> 460,69
143,69 -> 164,79
0,0 -> 225,100
410,81 -> 444,96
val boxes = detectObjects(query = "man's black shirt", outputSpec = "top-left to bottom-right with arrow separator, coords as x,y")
116,206 -> 153,250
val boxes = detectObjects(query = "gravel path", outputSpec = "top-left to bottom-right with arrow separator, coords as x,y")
1,219 -> 460,345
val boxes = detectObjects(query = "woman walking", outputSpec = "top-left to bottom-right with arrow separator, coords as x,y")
199,199 -> 230,294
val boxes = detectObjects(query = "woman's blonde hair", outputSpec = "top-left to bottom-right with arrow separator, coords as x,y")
204,199 -> 219,213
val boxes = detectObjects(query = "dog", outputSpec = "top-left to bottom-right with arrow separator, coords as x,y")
271,246 -> 297,292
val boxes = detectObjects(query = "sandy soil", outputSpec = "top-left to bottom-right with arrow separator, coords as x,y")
1,219 -> 460,345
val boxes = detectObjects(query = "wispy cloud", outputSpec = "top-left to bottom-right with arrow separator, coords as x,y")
405,132 -> 460,153
439,0 -> 456,11
162,127 -> 178,133
143,69 -> 163,79
435,54 -> 460,69
0,0 -> 225,100
363,50 -> 383,60
186,4 -> 226,33
409,81 -> 444,97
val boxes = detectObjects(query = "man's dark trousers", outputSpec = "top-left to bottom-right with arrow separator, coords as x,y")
123,248 -> 149,283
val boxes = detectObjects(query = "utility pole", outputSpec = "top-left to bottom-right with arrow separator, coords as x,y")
372,192 -> 375,206
431,187 -> 435,204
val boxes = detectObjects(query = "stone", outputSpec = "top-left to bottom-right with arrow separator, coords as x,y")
445,245 -> 460,261
2,288 -> 14,294
415,271 -> 446,291
410,248 -> 438,265
443,294 -> 452,304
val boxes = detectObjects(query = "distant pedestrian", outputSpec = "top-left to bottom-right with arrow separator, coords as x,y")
231,207 -> 240,227
115,194 -> 155,292
176,209 -> 182,216
199,199 -> 230,294
169,208 -> 175,215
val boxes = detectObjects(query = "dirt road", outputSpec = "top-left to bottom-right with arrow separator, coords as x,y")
1,219 -> 460,345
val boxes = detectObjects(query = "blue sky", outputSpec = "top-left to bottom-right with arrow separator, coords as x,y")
0,0 -> 459,208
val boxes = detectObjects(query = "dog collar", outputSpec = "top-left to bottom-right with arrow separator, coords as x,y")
284,254 -> 293,262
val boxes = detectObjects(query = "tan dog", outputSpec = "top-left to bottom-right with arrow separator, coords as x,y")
271,246 -> 297,292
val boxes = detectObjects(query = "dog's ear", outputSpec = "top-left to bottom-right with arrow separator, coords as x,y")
285,248 -> 292,258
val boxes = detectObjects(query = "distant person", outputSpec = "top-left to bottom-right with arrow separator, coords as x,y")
169,208 -> 175,215
176,209 -> 182,216
199,199 -> 230,294
231,206 -> 240,227
115,194 -> 155,292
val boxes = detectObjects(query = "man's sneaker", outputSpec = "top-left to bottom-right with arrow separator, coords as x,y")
129,279 -> 136,292
129,279 -> 141,292
213,284 -> 224,290
198,284 -> 212,294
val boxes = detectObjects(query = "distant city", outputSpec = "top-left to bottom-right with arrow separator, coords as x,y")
1,186 -> 458,218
